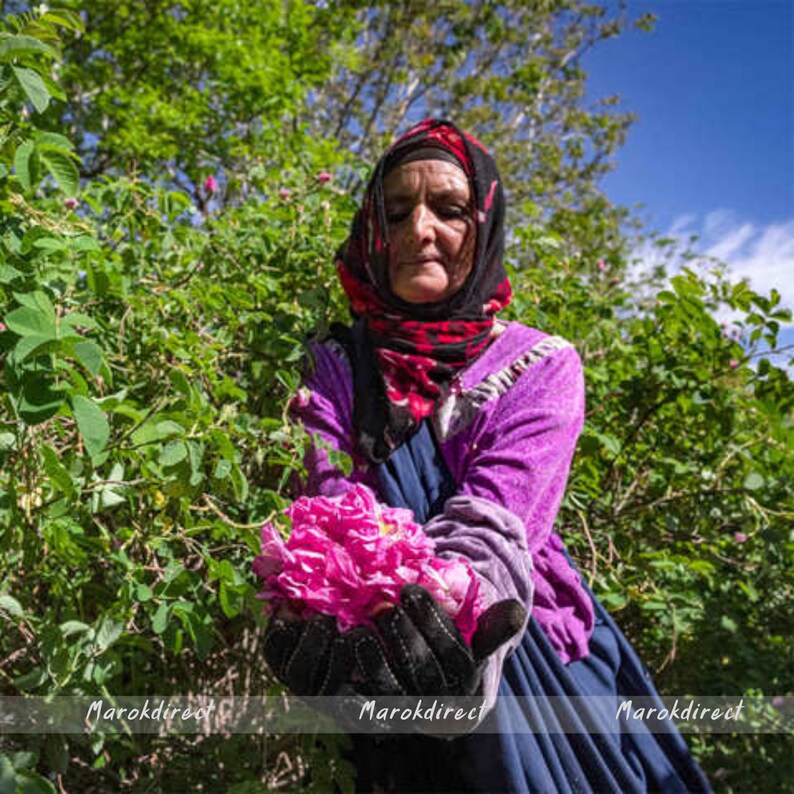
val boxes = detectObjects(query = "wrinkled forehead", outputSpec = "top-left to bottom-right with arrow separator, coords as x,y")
382,159 -> 471,203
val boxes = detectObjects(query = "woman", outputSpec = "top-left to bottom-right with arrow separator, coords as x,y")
263,119 -> 711,793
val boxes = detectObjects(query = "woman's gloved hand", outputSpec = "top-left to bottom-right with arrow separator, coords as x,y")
348,584 -> 526,697
262,611 -> 354,696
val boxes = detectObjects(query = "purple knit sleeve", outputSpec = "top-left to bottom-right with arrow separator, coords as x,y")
458,343 -> 586,553
451,342 -> 594,665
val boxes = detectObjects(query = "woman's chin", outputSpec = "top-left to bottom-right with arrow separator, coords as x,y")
393,276 -> 452,304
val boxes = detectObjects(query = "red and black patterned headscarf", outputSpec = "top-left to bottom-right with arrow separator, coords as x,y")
335,119 -> 511,461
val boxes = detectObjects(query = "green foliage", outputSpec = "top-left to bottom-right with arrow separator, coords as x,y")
0,5 -> 358,788
49,0 -> 359,205
508,227 -> 793,789
0,3 -> 791,791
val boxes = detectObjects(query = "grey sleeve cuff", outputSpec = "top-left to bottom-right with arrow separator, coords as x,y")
422,494 -> 533,721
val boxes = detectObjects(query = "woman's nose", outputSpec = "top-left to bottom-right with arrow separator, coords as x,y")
410,204 -> 436,242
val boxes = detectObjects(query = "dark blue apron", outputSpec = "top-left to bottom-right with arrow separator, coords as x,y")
349,420 -> 712,794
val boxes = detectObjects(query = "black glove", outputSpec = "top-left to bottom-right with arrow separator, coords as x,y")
347,584 -> 526,697
262,612 -> 354,696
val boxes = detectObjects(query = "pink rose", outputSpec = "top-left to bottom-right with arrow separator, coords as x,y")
288,386 -> 311,413
64,197 -> 79,210
733,531 -> 748,544
253,484 -> 485,640
278,188 -> 291,199
204,175 -> 218,193
729,359 -> 739,369
317,171 -> 332,184
597,259 -> 606,271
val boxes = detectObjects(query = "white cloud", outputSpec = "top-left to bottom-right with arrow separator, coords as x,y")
668,213 -> 698,238
704,221 -> 755,262
627,211 -> 794,373
641,211 -> 794,321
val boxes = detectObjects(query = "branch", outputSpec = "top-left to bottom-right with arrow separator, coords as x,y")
196,495 -> 271,530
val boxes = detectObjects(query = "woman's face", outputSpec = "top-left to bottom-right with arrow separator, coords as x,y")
383,159 -> 475,304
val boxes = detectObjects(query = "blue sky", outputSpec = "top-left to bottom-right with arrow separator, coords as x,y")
582,0 -> 793,354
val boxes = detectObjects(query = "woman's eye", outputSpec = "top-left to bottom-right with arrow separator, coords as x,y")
386,210 -> 409,224
437,205 -> 467,219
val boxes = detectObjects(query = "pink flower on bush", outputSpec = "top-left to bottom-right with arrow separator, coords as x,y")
64,197 -> 79,210
597,259 -> 606,271
733,531 -> 748,544
317,171 -> 332,184
253,484 -> 485,642
278,187 -> 291,199
204,175 -> 218,193
288,386 -> 311,413
0,322 -> 6,332
729,359 -> 739,369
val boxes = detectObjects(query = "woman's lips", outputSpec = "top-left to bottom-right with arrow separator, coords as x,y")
404,257 -> 443,266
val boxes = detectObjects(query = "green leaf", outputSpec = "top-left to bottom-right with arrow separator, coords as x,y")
14,334 -> 61,362
600,592 -> 627,609
0,264 -> 23,284
4,305 -> 56,337
0,754 -> 15,793
152,603 -> 169,634
32,237 -> 68,254
12,66 -> 51,113
16,373 -> 64,425
230,465 -> 249,501
73,340 -> 104,376
6,292 -> 57,334
159,440 -> 188,467
71,395 -> 110,461
213,459 -> 232,479
16,770 -> 57,793
39,149 -> 79,196
69,236 -> 100,252
131,419 -> 184,446
720,615 -> 738,633
95,617 -> 124,651
219,580 -> 242,618
61,312 -> 98,331
743,472 -> 765,491
13,667 -> 47,691
136,584 -> 153,602
95,482 -> 126,510
187,440 -> 204,486
41,10 -> 85,33
13,140 -> 36,192
0,594 -> 25,619
41,445 -> 76,499
0,35 -> 57,61
59,620 -> 91,637
35,132 -> 74,151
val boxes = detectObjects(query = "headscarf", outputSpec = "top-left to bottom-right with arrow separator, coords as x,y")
335,118 -> 511,462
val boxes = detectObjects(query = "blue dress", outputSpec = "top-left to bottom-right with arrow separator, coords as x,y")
350,421 -> 712,793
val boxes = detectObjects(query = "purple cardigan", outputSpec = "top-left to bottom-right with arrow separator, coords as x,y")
291,320 -> 594,670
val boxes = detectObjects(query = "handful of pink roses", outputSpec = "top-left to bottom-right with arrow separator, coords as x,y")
253,484 -> 485,642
